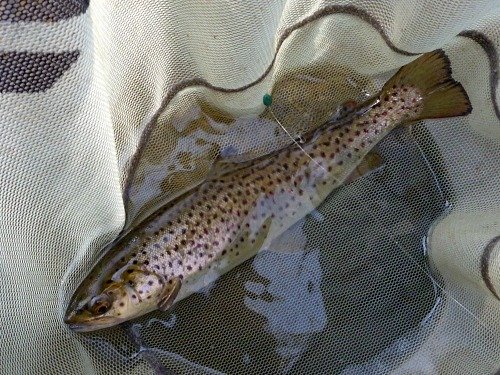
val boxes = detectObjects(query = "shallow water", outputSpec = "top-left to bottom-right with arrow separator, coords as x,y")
75,126 -> 448,374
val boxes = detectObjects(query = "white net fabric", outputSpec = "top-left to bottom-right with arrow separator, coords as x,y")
1,0 -> 499,374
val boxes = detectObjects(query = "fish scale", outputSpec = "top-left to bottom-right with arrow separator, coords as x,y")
65,50 -> 472,331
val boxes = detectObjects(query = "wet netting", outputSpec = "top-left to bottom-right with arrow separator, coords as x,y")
1,1 -> 499,374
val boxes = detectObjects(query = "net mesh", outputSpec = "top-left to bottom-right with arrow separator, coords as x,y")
1,0 -> 499,374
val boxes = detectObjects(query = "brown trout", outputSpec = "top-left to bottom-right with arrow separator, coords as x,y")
65,50 -> 471,331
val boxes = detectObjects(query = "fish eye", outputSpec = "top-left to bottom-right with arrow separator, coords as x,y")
89,295 -> 111,315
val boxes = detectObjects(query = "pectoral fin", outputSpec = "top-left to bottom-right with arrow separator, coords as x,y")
157,277 -> 182,311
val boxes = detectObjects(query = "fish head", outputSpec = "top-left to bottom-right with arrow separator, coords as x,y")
64,266 -> 165,332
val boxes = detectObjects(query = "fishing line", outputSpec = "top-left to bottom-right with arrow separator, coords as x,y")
263,94 -> 327,173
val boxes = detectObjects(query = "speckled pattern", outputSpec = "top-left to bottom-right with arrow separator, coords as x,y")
117,84 -> 423,280
65,51 -> 472,331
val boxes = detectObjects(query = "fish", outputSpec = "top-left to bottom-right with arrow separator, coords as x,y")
64,50 -> 471,332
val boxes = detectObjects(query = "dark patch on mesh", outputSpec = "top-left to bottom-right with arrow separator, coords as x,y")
459,30 -> 500,121
480,235 -> 500,301
0,0 -> 89,23
0,50 -> 79,93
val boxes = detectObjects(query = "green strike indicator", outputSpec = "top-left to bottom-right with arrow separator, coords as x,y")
263,93 -> 272,107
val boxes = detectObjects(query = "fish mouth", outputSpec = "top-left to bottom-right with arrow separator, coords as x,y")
66,321 -> 118,332
64,311 -> 123,332
64,303 -> 124,332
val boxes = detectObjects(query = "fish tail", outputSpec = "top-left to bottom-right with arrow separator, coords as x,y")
382,50 -> 472,121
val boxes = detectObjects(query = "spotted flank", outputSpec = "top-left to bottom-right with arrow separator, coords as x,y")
64,50 -> 472,331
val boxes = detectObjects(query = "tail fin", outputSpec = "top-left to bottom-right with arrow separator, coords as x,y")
382,50 -> 472,121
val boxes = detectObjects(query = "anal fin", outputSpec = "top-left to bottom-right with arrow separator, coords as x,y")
344,152 -> 384,185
